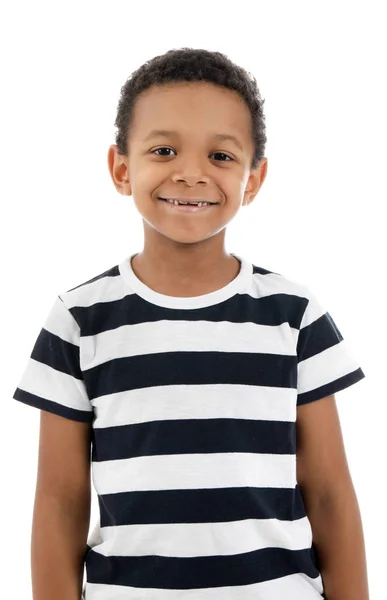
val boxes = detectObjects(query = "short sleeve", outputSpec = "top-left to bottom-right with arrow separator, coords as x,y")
12,295 -> 93,422
296,286 -> 366,406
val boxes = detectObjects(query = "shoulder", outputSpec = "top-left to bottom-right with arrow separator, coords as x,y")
59,261 -> 121,309
250,261 -> 319,327
251,261 -> 316,304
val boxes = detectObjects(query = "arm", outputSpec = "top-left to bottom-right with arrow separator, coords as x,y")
31,410 -> 92,600
296,394 -> 370,600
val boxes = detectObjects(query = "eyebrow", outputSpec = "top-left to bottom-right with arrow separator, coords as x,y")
143,129 -> 244,152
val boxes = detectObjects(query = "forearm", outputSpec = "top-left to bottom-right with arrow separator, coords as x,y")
31,489 -> 90,600
306,484 -> 370,600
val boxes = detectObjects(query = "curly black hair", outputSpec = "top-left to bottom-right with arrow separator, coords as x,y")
114,47 -> 267,171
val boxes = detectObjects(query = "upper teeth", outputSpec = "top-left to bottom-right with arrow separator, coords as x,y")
165,198 -> 210,207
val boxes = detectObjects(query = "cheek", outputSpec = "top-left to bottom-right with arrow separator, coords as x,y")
130,159 -> 164,189
130,168 -> 160,197
219,170 -> 242,189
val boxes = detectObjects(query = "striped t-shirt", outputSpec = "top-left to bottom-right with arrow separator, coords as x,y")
13,252 -> 365,600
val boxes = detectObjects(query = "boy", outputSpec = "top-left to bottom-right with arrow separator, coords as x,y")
13,48 -> 369,599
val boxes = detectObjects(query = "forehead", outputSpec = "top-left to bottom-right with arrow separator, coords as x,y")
130,82 -> 253,147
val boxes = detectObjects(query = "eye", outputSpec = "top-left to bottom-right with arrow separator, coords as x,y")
212,152 -> 233,162
152,147 -> 176,157
152,147 -> 233,161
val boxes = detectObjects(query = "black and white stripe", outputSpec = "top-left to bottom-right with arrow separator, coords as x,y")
13,253 -> 364,599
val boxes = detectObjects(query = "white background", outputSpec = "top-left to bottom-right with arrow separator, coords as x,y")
1,1 -> 385,597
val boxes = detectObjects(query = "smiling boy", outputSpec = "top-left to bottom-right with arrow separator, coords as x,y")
13,48 -> 369,600
109,80 -> 267,298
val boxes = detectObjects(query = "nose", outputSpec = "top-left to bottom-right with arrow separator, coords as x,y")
171,156 -> 211,186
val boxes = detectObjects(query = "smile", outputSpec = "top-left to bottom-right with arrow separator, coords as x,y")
158,198 -> 218,212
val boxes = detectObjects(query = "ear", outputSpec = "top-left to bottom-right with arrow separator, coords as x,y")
107,145 -> 132,196
243,157 -> 268,205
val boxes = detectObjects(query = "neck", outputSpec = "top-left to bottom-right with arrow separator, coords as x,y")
130,245 -> 240,297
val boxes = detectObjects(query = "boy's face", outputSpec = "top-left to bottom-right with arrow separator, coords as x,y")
108,81 -> 267,247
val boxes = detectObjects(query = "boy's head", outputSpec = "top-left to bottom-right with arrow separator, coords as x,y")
108,48 -> 268,249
